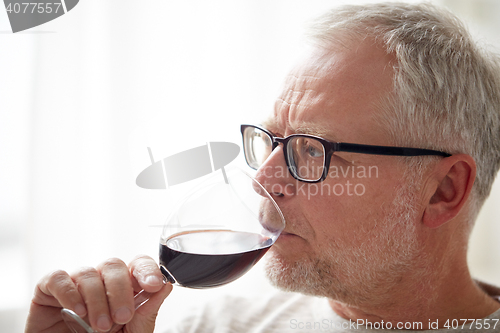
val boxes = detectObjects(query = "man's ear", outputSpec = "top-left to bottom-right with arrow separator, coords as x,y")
422,154 -> 476,229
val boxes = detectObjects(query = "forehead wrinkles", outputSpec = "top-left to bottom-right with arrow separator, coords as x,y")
274,72 -> 326,133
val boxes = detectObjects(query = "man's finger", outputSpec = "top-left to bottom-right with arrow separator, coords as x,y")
97,257 -> 135,325
129,255 -> 164,292
25,300 -> 72,332
35,270 -> 87,316
73,266 -> 112,332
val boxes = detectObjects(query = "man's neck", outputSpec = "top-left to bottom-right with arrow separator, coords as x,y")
328,254 -> 500,329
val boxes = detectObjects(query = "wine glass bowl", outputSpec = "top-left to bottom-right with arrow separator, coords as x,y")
159,167 -> 285,289
61,167 -> 285,332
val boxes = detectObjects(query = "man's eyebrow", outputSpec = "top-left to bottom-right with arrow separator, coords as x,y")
260,119 -> 282,135
294,126 -> 333,140
261,118 -> 274,129
260,120 -> 336,140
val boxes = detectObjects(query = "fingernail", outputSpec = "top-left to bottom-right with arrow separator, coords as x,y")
114,307 -> 132,324
144,275 -> 162,286
74,303 -> 86,317
97,314 -> 112,332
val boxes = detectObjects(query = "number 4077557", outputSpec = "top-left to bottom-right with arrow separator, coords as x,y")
6,3 -> 62,14
443,318 -> 499,330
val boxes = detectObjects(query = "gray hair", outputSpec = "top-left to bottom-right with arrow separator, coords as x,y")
308,2 -> 500,218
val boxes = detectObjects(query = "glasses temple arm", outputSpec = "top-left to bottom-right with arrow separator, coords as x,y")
337,142 -> 451,157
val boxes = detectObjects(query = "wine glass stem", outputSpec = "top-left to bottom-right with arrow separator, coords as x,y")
105,289 -> 152,332
132,289 -> 153,310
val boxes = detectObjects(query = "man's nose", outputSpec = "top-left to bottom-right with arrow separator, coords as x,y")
254,145 -> 296,198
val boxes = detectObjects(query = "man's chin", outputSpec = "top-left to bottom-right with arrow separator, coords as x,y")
263,250 -> 331,296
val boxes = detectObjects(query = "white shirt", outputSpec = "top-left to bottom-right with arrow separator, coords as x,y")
162,289 -> 500,332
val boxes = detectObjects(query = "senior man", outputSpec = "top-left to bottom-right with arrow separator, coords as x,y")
25,2 -> 500,332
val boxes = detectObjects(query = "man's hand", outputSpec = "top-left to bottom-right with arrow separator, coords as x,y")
25,255 -> 173,333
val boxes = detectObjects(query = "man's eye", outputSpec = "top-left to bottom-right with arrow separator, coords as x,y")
308,146 -> 322,157
304,143 -> 323,158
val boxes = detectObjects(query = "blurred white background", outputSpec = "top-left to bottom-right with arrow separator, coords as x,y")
1,0 -> 499,331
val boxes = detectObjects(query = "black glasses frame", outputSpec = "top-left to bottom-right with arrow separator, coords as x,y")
241,124 -> 451,183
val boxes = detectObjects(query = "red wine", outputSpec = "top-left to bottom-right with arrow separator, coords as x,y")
159,230 -> 272,289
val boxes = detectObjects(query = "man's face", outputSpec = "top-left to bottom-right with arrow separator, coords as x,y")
257,41 -> 426,305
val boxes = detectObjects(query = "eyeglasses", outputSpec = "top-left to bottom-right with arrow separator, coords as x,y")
240,124 -> 451,183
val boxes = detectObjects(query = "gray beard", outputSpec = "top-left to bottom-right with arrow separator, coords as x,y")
264,180 -> 431,307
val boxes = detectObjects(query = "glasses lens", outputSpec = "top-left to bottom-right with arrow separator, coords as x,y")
243,126 -> 273,169
287,136 -> 325,181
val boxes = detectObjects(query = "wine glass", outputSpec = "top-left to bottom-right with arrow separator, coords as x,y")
61,167 -> 285,332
